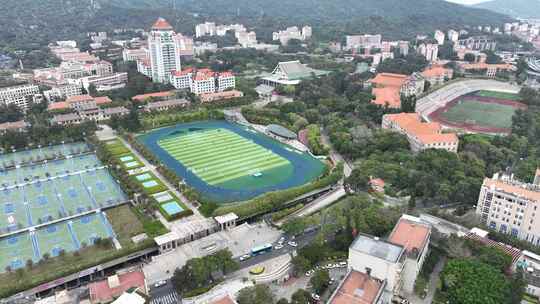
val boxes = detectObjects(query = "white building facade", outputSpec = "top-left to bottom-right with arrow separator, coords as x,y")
148,18 -> 182,83
0,84 -> 41,111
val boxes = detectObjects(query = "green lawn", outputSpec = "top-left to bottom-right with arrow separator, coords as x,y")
104,139 -> 130,156
158,129 -> 291,186
441,99 -> 517,129
474,90 -> 520,101
130,171 -> 167,195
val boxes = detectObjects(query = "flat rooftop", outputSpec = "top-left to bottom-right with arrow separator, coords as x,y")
389,216 -> 431,254
329,270 -> 384,304
350,234 -> 404,263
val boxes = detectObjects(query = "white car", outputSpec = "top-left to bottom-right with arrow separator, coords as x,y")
274,244 -> 284,250
153,280 -> 167,288
339,261 -> 347,267
312,294 -> 321,301
239,254 -> 251,261
288,241 -> 298,247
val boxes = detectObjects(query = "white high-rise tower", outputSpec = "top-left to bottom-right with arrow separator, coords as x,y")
148,18 -> 182,83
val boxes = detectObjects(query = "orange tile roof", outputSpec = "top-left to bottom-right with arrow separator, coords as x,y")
132,91 -> 175,102
416,133 -> 459,145
95,96 -> 112,105
369,178 -> 385,188
219,71 -> 233,77
65,94 -> 93,104
152,17 -> 173,30
370,73 -> 408,88
210,295 -> 237,304
384,113 -> 458,145
371,87 -> 401,108
329,270 -> 384,304
89,271 -> 146,303
483,178 -> 540,202
422,66 -> 451,78
389,217 -> 430,254
48,102 -> 69,111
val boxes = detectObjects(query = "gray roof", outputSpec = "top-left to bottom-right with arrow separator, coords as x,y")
51,113 -> 80,123
103,106 -> 129,115
255,84 -> 275,95
350,234 -> 404,263
276,61 -> 330,80
145,98 -> 190,110
267,124 -> 296,139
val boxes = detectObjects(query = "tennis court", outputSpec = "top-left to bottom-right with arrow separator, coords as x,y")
0,143 -> 128,273
70,213 -> 114,246
138,121 -> 326,203
0,232 -> 37,270
0,142 -> 90,169
158,129 -> 291,186
35,223 -> 77,258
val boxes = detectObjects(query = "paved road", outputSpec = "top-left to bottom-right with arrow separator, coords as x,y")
149,280 -> 180,304
235,229 -> 318,268
320,131 -> 353,178
275,187 -> 347,226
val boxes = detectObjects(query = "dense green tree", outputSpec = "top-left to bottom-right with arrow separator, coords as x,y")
441,259 -> 511,304
290,289 -> 312,304
237,285 -> 275,304
309,270 -> 330,294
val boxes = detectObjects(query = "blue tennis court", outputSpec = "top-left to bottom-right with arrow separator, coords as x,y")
0,143 -> 128,272
161,201 -> 184,216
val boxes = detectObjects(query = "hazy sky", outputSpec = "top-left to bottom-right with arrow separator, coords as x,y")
446,0 -> 491,5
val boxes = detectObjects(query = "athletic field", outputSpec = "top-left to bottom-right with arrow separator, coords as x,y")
440,99 -> 517,129
139,121 -> 326,203
429,90 -> 527,134
474,90 -> 521,101
158,129 -> 291,187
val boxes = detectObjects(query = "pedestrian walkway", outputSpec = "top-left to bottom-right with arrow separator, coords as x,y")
150,291 -> 180,304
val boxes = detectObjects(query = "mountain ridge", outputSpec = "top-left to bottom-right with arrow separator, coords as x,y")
474,0 -> 540,19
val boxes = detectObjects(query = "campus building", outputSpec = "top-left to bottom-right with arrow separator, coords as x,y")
0,84 -> 41,111
382,113 -> 459,153
272,26 -> 312,45
147,18 -> 182,83
457,62 -> 515,78
329,215 -> 431,303
476,170 -> 540,244
434,30 -> 445,45
48,95 -> 129,125
345,34 -> 382,51
421,66 -> 454,86
261,61 -> 330,87
417,43 -> 439,62
43,84 -> 83,102
369,73 -> 425,108
458,36 -> 497,51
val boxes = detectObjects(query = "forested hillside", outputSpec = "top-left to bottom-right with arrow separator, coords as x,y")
475,0 -> 540,19
0,0 -> 511,52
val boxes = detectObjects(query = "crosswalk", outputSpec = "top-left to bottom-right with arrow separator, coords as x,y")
150,292 -> 180,304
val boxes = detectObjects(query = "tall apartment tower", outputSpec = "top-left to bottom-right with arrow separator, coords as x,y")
148,18 -> 182,83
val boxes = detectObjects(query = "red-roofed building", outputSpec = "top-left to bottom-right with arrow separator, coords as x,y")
388,215 -> 431,292
368,177 -> 385,193
369,73 -> 425,108
421,66 -> 453,86
132,91 -> 175,102
382,113 -> 459,153
328,270 -> 385,304
200,90 -> 244,103
458,62 -> 515,78
89,271 -> 147,304
152,17 -> 174,31
208,294 -> 238,304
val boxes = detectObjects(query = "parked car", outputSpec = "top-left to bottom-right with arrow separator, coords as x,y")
311,294 -> 321,301
239,254 -> 251,261
153,280 -> 167,288
274,244 -> 284,250
339,261 -> 347,267
288,241 -> 298,247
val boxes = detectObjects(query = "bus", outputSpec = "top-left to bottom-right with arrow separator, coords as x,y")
251,243 -> 273,256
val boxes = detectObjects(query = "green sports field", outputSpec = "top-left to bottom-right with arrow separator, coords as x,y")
440,99 -> 517,129
158,129 -> 292,188
474,90 -> 520,101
